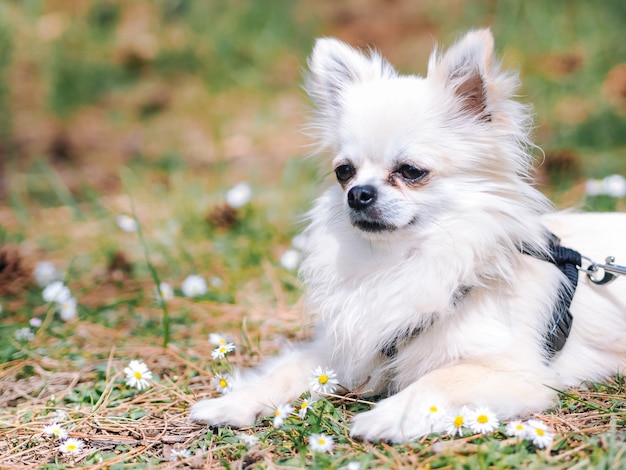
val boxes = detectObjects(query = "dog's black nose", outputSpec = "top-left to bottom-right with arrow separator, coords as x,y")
348,185 -> 377,210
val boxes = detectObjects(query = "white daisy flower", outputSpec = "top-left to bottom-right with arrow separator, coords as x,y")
169,448 -> 192,461
226,182 -> 252,208
212,373 -> 233,394
43,422 -> 68,440
309,433 -> 334,453
209,333 -> 229,346
34,261 -> 62,287
181,274 -> 208,298
14,327 -> 35,342
57,297 -> 77,321
421,403 -> 447,431
211,342 -> 236,360
309,366 -> 339,394
525,419 -> 554,448
585,178 -> 604,196
280,249 -> 301,270
116,214 -> 138,232
209,276 -> 224,288
42,281 -> 71,303
443,406 -> 471,437
505,420 -> 529,438
29,317 -> 42,328
467,407 -> 499,434
298,397 -> 315,420
603,174 -> 626,198
272,403 -> 294,428
155,282 -> 174,302
59,437 -> 83,455
54,409 -> 69,421
236,433 -> 259,447
124,360 -> 153,390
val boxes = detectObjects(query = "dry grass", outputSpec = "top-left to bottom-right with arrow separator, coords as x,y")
2,301 -> 626,469
0,312 -> 264,467
0,274 -> 316,469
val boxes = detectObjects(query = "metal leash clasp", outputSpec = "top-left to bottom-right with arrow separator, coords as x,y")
579,256 -> 626,286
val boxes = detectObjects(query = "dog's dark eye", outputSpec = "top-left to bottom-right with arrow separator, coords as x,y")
335,164 -> 355,183
397,165 -> 428,182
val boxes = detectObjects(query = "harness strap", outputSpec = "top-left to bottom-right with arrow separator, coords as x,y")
381,325 -> 425,358
523,234 -> 581,359
381,234 -> 582,361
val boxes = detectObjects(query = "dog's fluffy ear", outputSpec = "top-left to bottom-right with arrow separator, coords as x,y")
306,38 -> 397,118
428,29 -> 496,119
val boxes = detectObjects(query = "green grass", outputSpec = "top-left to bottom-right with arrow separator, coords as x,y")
1,0 -> 626,468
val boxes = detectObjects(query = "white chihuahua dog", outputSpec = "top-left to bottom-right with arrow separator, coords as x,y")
191,29 -> 626,442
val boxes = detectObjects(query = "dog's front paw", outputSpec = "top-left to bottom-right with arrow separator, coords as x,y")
350,391 -> 445,443
189,390 -> 270,428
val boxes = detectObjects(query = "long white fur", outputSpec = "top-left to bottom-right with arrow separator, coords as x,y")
190,29 -> 626,442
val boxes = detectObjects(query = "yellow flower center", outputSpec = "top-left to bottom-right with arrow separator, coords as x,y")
67,443 -> 77,451
53,429 -> 61,435
516,424 -> 524,430
429,406 -> 438,413
301,402 -> 308,409
453,416 -> 464,427
477,414 -> 488,424
318,375 -> 328,384
318,438 -> 326,445
218,338 -> 226,344
134,371 -> 143,379
536,428 -> 545,436
219,379 -> 228,388
274,409 -> 281,417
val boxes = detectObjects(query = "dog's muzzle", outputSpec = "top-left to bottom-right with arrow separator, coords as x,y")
347,185 -> 396,233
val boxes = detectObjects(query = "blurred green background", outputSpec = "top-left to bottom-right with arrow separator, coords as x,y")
0,0 -> 625,305
0,0 -> 625,207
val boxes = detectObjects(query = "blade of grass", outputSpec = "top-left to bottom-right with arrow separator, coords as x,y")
121,169 -> 170,348
547,385 -> 608,413
36,158 -> 83,220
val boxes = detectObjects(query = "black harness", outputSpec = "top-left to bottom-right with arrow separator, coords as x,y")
522,234 -> 581,359
381,233 -> 584,360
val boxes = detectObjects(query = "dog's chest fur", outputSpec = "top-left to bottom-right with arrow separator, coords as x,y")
300,192 -> 560,394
